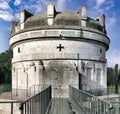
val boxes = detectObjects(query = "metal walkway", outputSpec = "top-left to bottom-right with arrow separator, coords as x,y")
0,86 -> 116,114
48,98 -> 75,114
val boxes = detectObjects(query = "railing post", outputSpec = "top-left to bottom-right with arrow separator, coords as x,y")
11,102 -> 13,114
34,85 -> 35,96
19,103 -> 24,114
11,90 -> 12,99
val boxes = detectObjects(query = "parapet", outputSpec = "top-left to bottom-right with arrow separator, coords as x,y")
11,3 -> 107,36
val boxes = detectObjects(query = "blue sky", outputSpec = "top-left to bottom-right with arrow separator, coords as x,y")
0,0 -> 120,67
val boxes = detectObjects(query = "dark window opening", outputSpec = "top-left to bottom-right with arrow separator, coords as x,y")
14,67 -> 15,73
100,49 -> 102,54
18,47 -> 20,53
96,19 -> 99,21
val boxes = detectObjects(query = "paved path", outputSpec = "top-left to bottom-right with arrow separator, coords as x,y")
48,98 -> 75,114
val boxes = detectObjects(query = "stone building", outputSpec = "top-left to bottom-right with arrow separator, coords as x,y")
10,3 -> 110,97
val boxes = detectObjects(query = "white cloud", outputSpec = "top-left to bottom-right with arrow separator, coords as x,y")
14,0 -> 21,6
14,13 -> 20,21
0,10 -> 13,21
0,2 -> 10,9
106,17 -> 116,29
7,27 -> 11,31
0,1 -> 14,21
1,0 -> 11,2
34,5 -> 42,14
107,50 -> 120,67
95,0 -> 106,9
105,4 -> 114,11
19,0 -> 44,14
22,4 -> 42,14
105,0 -> 114,10
56,0 -> 70,11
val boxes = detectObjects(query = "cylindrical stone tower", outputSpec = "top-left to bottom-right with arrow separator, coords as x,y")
10,3 -> 110,97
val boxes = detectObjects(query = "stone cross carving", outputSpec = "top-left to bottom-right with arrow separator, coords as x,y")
57,44 -> 64,51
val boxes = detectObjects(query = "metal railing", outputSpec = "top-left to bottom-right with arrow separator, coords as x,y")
29,84 -> 50,97
69,86 -> 115,114
0,84 -> 50,100
84,86 -> 107,96
0,101 -> 22,114
84,86 -> 120,96
20,86 -> 52,114
105,97 -> 120,114
12,84 -> 50,100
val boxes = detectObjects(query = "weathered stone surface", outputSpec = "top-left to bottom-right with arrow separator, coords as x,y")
10,3 -> 110,98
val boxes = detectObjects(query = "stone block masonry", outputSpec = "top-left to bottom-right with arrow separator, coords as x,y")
10,2 -> 110,98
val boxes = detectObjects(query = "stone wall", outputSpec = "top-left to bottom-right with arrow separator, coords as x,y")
10,3 -> 109,98
12,60 -> 79,98
12,39 -> 106,63
12,59 -> 107,97
79,60 -> 107,90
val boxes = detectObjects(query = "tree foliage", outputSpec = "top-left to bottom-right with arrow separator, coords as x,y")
107,64 -> 120,93
114,64 -> 119,93
0,49 -> 12,84
107,67 -> 114,85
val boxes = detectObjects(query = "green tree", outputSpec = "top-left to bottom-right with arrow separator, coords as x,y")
113,64 -> 119,94
119,69 -> 120,85
107,67 -> 114,86
0,49 -> 12,84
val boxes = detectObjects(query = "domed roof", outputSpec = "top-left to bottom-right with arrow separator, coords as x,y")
24,12 -> 81,29
25,13 -> 47,29
11,3 -> 106,35
54,12 -> 80,26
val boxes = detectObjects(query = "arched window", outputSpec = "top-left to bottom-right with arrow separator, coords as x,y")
97,68 -> 101,84
87,67 -> 93,80
86,62 -> 94,80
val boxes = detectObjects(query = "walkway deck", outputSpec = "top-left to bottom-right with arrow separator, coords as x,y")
48,98 -> 76,114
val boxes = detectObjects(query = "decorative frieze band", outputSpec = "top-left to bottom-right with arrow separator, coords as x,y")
10,29 -> 109,47
12,53 -> 106,63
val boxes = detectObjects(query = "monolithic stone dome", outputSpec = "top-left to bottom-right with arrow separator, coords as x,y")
54,12 -> 80,26
11,3 -> 106,35
25,12 -> 80,28
25,13 -> 48,28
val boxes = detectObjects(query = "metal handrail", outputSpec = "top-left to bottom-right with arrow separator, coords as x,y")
105,97 -> 120,114
20,86 -> 52,114
69,85 -> 115,114
0,101 -> 22,114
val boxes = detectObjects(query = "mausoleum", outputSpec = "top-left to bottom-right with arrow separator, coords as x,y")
10,3 -> 110,97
